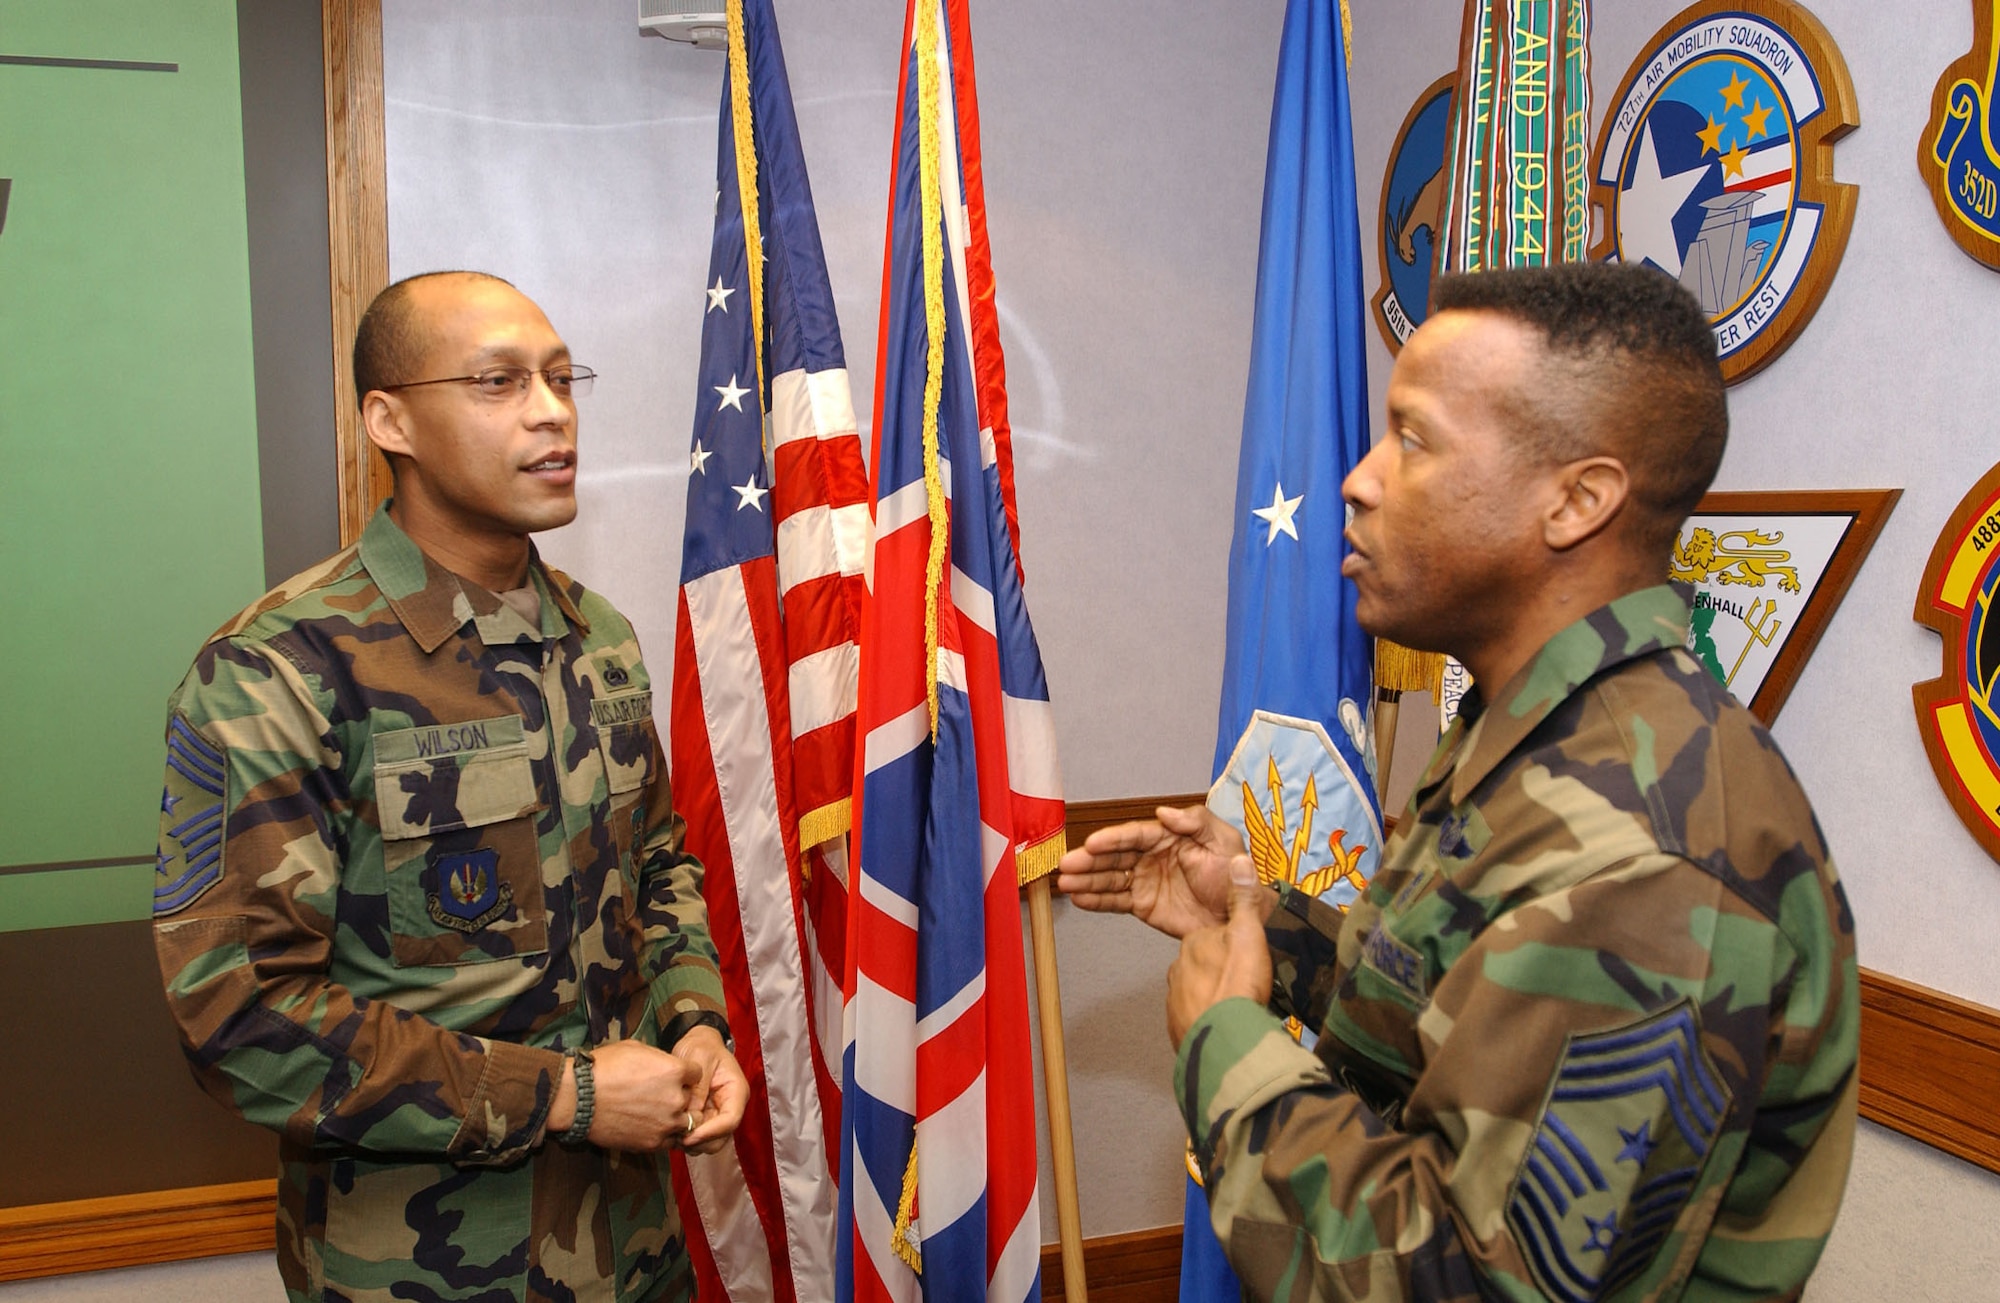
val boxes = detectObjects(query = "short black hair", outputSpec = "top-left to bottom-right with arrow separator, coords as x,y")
351,270 -> 516,409
1429,262 -> 1728,552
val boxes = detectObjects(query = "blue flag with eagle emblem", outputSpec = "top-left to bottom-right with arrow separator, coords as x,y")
1182,0 -> 1383,1294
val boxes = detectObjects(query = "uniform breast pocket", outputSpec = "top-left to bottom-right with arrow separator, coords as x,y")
372,718 -> 549,968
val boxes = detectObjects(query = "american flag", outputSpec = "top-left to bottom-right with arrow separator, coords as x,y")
668,0 -> 864,1297
838,1 -> 1065,1299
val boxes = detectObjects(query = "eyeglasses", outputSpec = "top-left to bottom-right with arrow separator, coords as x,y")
381,365 -> 597,402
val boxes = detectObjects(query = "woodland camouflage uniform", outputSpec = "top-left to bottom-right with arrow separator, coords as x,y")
1178,584 -> 1857,1302
152,507 -> 726,1302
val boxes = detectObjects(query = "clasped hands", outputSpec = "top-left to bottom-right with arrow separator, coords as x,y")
1054,804 -> 1277,1049
549,1026 -> 747,1156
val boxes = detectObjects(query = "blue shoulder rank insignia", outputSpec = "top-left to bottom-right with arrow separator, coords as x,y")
155,715 -> 226,916
1508,1000 -> 1732,1302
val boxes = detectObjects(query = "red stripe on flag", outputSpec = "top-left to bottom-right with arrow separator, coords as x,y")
669,574 -> 803,1303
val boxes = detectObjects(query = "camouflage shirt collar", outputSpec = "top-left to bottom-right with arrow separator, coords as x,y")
357,505 -> 590,654
1444,584 -> 1692,807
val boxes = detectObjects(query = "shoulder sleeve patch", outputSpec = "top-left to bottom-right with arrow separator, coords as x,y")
155,714 -> 227,916
1507,999 -> 1732,1302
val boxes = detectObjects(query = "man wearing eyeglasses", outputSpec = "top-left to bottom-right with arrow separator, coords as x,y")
151,271 -> 743,1302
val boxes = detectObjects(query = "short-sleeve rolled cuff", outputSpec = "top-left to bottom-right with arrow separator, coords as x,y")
1174,997 -> 1331,1179
449,1037 -> 567,1166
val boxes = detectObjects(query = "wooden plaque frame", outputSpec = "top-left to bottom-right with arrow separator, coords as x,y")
1588,0 -> 1858,385
1917,0 -> 2000,271
1679,488 -> 1899,724
1371,73 -> 1455,355
1913,459 -> 2000,863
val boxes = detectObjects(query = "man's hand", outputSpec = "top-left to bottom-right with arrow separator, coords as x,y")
1166,856 -> 1275,1050
673,1025 -> 748,1156
549,1040 -> 707,1153
1055,803 -> 1267,939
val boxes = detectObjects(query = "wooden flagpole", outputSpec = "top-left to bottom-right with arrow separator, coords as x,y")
1025,875 -> 1087,1302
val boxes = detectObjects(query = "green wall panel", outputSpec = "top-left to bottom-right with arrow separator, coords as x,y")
0,1 -> 266,898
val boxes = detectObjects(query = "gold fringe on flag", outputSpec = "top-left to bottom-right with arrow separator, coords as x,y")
1014,828 -> 1068,888
724,0 -> 765,400
915,0 -> 949,741
1375,638 -> 1445,697
797,797 -> 851,854
892,1147 -> 923,1273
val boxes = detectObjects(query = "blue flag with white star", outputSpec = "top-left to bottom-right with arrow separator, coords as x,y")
1186,0 -> 1382,1293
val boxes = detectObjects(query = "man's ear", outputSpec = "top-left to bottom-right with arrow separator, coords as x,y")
362,391 -> 416,462
1544,456 -> 1629,551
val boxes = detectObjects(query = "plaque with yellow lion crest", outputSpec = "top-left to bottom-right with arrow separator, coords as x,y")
1672,489 -> 1897,723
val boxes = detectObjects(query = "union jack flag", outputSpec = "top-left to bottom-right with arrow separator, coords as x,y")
667,0 -> 864,1296
838,1 -> 1065,1299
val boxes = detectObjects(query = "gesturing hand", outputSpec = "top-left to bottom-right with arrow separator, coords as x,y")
1055,803 -> 1263,939
673,1026 -> 748,1156
1166,856 -> 1275,1051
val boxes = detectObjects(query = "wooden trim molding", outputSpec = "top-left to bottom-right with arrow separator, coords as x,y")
1041,1224 -> 1179,1302
1065,793 -> 1207,848
323,0 -> 392,546
1858,967 -> 2000,1174
0,1180 -> 276,1282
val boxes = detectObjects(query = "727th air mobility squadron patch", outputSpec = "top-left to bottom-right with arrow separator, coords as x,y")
1916,460 -> 2000,864
1590,1 -> 1857,384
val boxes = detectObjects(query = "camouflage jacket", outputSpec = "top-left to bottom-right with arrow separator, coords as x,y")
152,507 -> 727,1302
1177,585 -> 1857,1302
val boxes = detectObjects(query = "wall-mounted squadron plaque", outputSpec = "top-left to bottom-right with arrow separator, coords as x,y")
1590,2 -> 1857,383
1673,489 -> 1898,724
1916,463 -> 2000,862
1919,0 -> 2000,269
1372,74 -> 1455,353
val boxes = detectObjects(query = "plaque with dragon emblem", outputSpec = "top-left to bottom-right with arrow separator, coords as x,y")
1672,489 -> 1898,724
1373,73 -> 1455,353
1918,0 -> 2000,270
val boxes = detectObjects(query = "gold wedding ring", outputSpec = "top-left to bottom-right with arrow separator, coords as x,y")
684,1111 -> 696,1136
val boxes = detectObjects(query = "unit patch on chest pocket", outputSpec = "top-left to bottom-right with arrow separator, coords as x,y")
426,849 -> 512,933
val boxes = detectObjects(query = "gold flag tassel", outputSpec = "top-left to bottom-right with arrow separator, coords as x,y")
1373,639 -> 1443,805
892,1146 -> 922,1273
